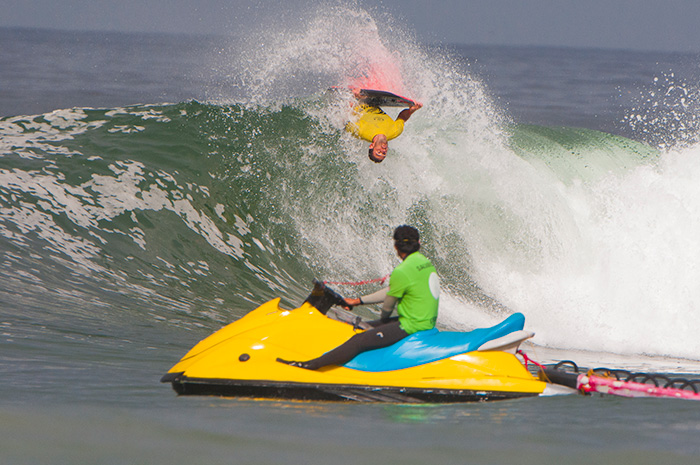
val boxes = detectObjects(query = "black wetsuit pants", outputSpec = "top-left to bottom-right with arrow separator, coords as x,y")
301,319 -> 408,370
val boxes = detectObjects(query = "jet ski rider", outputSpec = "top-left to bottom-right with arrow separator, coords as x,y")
277,225 -> 440,370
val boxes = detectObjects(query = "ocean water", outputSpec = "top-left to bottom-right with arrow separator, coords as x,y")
3,5 -> 700,464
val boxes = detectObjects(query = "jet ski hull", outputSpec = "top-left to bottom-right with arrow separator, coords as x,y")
163,372 -> 540,402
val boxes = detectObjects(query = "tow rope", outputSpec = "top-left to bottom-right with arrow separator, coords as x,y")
517,350 -> 552,383
323,275 -> 390,286
542,360 -> 700,400
517,349 -> 546,371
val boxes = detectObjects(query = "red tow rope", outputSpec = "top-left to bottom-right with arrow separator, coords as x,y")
323,275 -> 390,286
517,349 -> 546,371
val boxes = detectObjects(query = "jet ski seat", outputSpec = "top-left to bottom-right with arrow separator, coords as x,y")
345,313 -> 527,372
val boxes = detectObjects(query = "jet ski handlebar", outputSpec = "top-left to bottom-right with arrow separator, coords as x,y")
304,279 -> 347,315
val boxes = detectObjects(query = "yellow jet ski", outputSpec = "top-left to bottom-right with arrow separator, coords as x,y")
161,281 -> 565,402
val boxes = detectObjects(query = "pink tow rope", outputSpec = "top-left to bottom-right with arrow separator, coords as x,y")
323,275 -> 390,286
580,373 -> 700,400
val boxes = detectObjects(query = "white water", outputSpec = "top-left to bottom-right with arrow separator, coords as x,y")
503,144 -> 700,359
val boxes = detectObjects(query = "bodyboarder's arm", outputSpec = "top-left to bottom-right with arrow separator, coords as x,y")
397,102 -> 423,122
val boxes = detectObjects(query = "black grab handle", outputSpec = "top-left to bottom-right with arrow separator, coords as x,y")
303,279 -> 346,315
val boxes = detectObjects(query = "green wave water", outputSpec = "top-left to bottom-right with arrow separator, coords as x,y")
510,124 -> 658,185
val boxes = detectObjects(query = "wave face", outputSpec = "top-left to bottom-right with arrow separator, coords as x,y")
2,6 -> 700,360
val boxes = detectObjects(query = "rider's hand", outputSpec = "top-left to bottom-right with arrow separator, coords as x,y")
342,297 -> 361,310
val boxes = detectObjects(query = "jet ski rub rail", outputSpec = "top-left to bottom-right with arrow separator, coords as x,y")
164,376 -> 539,403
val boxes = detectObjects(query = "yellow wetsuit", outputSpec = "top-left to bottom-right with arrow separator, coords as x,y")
346,105 -> 405,142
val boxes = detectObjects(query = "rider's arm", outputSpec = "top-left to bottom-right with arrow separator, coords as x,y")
343,286 -> 388,307
342,287 -> 398,320
359,287 -> 389,304
380,295 -> 398,320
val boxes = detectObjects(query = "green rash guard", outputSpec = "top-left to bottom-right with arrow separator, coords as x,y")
386,252 -> 440,334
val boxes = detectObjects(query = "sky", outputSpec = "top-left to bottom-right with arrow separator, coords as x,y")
2,0 -> 700,53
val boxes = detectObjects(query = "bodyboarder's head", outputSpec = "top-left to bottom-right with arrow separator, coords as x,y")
368,134 -> 388,163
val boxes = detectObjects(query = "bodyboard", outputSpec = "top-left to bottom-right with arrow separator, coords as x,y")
356,88 -> 415,107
